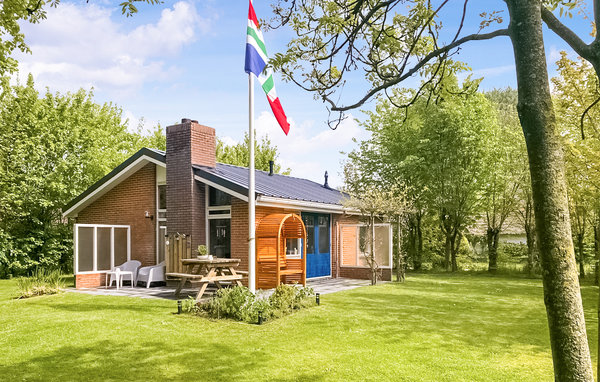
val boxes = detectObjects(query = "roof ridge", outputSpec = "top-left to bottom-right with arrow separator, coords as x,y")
210,162 -> 340,191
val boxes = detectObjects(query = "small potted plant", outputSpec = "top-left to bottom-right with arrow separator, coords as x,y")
197,245 -> 209,260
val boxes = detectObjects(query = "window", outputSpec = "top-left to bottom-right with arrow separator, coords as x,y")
209,219 -> 231,258
302,215 -> 315,254
74,224 -> 130,273
209,187 -> 231,206
318,215 -> 330,254
286,238 -> 303,258
158,185 -> 167,210
340,224 -> 391,268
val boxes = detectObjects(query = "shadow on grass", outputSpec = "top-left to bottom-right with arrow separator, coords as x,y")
0,339 -> 296,381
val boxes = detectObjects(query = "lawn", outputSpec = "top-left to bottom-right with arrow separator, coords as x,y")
1,274 -> 598,381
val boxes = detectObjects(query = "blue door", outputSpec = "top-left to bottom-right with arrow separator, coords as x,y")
302,213 -> 331,278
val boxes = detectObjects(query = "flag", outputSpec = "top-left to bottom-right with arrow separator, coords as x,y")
245,0 -> 290,135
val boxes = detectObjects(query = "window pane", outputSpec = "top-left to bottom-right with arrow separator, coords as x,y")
286,238 -> 302,257
114,228 -> 128,267
210,219 -> 231,258
302,215 -> 315,254
97,227 -> 112,271
318,215 -> 329,254
158,185 -> 167,210
208,209 -> 230,215
209,187 -> 231,206
158,227 -> 166,263
77,227 -> 94,272
374,226 -> 390,267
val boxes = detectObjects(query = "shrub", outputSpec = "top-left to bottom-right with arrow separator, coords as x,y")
16,268 -> 66,299
199,284 -> 316,323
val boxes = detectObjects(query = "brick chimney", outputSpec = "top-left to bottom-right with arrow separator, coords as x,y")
165,118 -> 216,250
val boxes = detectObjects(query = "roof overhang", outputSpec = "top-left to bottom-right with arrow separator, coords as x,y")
62,148 -> 166,218
256,196 -> 348,214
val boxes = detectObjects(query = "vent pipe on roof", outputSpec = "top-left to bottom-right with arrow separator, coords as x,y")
268,160 -> 274,176
324,171 -> 330,189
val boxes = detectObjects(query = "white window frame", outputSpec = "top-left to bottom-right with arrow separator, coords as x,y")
205,185 -> 232,253
340,223 -> 392,269
156,179 -> 166,264
74,224 -> 131,274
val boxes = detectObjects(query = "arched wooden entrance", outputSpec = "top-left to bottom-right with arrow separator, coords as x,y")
256,213 -> 307,289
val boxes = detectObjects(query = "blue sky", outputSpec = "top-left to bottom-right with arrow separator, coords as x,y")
14,0 -> 595,187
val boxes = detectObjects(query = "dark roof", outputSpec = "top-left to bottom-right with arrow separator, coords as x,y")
63,147 -> 166,213
194,163 -> 346,205
64,147 -> 346,216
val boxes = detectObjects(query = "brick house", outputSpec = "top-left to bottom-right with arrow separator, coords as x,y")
63,119 -> 393,289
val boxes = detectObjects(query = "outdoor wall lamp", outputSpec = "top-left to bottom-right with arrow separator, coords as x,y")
145,211 -> 154,220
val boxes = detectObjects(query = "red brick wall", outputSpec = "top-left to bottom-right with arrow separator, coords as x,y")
230,199 -> 300,286
75,162 -> 157,288
75,273 -> 107,288
166,120 -> 212,251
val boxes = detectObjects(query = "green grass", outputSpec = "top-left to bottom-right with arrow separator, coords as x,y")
0,273 -> 598,381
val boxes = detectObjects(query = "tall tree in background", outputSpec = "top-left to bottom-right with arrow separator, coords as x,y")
216,133 -> 290,175
483,89 -> 527,273
418,79 -> 494,272
0,75 -> 164,276
553,53 -> 600,282
270,0 -> 597,378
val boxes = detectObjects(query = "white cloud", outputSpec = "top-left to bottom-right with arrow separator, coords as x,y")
252,111 -> 364,188
458,64 -> 515,83
122,110 -> 159,134
16,1 -> 214,95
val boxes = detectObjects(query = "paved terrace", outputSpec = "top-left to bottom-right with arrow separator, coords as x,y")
69,278 -> 375,301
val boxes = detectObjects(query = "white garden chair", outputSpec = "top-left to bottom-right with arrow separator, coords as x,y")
108,260 -> 141,288
136,261 -> 166,288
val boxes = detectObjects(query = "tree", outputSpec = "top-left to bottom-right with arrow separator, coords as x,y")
483,88 -> 527,273
216,132 -> 290,175
0,74 -> 164,276
552,53 -> 600,281
270,0 -> 596,378
349,88 -> 428,271
342,177 -> 410,285
419,79 -> 495,272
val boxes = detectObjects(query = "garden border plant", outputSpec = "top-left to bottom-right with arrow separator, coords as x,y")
182,284 -> 316,324
15,268 -> 66,299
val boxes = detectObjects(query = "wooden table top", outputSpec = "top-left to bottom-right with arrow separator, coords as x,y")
181,258 -> 241,265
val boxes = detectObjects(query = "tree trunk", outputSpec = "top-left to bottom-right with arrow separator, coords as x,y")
487,227 -> 500,273
396,219 -> 405,282
525,220 -> 536,276
444,235 -> 451,272
416,213 -> 423,271
577,233 -> 585,279
451,231 -> 460,272
506,1 -> 593,380
408,217 -> 418,270
594,225 -> 599,286
370,215 -> 377,286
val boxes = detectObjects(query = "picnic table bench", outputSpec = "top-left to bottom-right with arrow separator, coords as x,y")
166,258 -> 243,302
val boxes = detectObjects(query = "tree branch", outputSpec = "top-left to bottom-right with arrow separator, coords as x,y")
541,6 -> 592,59
328,28 -> 510,112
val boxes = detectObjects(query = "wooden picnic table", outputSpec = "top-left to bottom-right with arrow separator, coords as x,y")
166,258 -> 243,302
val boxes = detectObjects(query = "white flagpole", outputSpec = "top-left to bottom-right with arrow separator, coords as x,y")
248,73 -> 256,293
